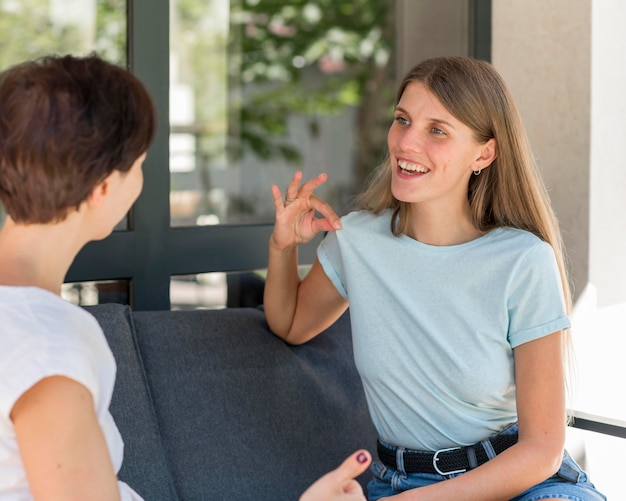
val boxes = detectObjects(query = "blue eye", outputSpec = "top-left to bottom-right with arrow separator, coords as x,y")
431,127 -> 446,135
395,116 -> 410,126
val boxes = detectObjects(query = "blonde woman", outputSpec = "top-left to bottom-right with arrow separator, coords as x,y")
264,57 -> 606,500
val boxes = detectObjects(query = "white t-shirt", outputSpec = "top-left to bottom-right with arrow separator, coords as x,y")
0,286 -> 142,500
318,210 -> 570,451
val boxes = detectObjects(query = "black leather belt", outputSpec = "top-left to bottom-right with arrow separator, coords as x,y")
377,432 -> 518,476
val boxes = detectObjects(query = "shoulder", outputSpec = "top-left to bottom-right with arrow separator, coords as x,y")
486,229 -> 563,298
341,208 -> 392,226
318,210 -> 394,254
0,287 -> 112,418
338,209 -> 393,238
488,227 -> 544,247
0,287 -> 102,340
486,227 -> 555,260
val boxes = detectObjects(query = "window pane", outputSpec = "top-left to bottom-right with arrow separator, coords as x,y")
169,0 -> 396,227
62,280 -> 130,306
171,266 -> 315,310
0,0 -> 126,70
0,0 -> 127,223
171,271 -> 262,310
171,273 -> 227,310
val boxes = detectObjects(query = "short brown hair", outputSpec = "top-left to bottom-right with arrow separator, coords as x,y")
0,53 -> 156,223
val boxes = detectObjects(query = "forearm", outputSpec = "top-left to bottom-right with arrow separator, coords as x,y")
388,438 -> 563,501
264,172 -> 344,342
264,239 -> 301,340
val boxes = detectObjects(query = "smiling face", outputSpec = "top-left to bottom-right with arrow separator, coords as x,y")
388,81 -> 495,213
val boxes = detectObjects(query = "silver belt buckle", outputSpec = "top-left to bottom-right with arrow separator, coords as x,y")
432,446 -> 467,475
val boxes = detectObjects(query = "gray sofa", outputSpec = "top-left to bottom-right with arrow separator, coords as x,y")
86,303 -> 377,501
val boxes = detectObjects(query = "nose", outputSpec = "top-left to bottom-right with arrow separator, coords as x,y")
392,127 -> 424,154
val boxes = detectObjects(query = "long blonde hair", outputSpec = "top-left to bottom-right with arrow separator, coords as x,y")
356,57 -> 574,417
356,57 -> 572,314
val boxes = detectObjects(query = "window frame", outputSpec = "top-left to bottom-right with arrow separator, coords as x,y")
67,0 -> 287,310
63,0 -> 625,440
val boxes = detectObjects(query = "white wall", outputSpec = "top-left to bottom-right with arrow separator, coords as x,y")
492,0 -> 592,302
589,0 -> 626,306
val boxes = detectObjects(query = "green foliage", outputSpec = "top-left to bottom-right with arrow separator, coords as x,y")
93,0 -> 127,65
0,0 -> 394,178
0,0 -> 126,70
172,0 -> 394,166
0,0 -> 80,69
235,0 -> 390,84
227,0 -> 394,164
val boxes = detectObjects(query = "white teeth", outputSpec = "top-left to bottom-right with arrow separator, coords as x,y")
398,160 -> 429,173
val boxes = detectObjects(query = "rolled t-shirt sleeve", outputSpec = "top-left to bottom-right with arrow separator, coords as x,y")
317,230 -> 348,299
507,240 -> 571,348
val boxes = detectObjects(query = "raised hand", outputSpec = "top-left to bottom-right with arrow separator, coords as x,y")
270,171 -> 342,250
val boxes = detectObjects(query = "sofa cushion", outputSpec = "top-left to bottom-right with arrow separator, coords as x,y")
85,304 -> 178,501
133,307 -> 376,501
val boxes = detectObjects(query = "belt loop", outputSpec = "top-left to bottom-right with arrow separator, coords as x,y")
481,439 -> 496,460
466,446 -> 478,469
395,447 -> 407,476
556,452 -> 582,483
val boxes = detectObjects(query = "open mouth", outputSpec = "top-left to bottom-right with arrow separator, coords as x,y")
398,159 -> 430,176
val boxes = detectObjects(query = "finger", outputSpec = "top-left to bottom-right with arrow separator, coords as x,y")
341,479 -> 363,495
271,184 -> 285,214
311,217 -> 341,235
298,450 -> 370,501
285,171 -> 303,199
330,450 -> 372,486
308,195 -> 342,230
298,172 -> 328,199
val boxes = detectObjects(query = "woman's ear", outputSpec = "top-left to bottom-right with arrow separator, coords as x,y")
476,138 -> 497,170
86,178 -> 110,209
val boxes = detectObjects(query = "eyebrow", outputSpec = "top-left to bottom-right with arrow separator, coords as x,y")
394,105 -> 457,130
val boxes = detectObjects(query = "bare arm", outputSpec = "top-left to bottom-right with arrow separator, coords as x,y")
264,172 -> 347,344
11,376 -> 121,501
387,331 -> 566,501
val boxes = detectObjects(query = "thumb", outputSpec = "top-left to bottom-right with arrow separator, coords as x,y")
298,450 -> 372,501
332,449 -> 372,485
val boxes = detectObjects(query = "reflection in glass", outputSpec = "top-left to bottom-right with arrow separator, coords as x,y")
171,266 -> 315,310
62,280 -> 130,306
171,272 -> 260,310
170,0 -> 396,227
171,273 -> 228,310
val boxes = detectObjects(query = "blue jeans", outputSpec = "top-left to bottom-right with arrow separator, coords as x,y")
367,425 -> 606,501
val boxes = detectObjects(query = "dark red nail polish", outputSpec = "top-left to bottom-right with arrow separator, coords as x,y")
357,452 -> 367,464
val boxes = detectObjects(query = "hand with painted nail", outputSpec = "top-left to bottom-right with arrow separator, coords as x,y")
299,450 -> 371,501
270,171 -> 342,251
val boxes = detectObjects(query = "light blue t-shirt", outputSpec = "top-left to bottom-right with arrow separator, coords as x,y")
317,209 -> 570,451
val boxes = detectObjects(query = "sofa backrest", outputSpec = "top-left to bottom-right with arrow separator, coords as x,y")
85,304 -> 178,500
88,304 -> 377,501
